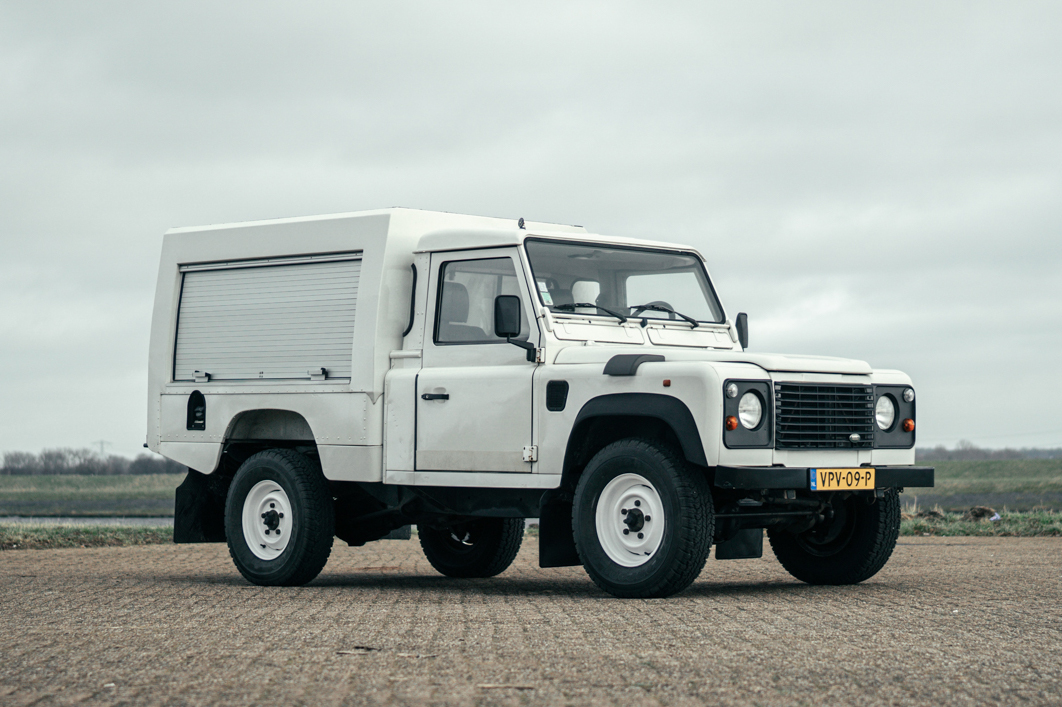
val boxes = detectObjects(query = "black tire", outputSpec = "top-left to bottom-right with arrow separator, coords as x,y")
225,449 -> 334,586
419,517 -> 524,578
573,439 -> 713,598
767,488 -> 901,585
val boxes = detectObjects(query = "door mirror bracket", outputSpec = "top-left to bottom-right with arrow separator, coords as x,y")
494,295 -> 537,362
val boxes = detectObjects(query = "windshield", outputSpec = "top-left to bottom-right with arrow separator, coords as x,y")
524,239 -> 724,324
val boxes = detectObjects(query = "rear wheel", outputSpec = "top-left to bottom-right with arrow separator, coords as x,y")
419,517 -> 524,578
225,449 -> 334,586
767,489 -> 900,585
573,439 -> 713,598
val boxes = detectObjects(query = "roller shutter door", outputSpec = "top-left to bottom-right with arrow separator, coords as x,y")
174,257 -> 361,381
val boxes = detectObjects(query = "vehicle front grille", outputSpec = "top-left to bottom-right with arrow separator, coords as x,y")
774,383 -> 875,449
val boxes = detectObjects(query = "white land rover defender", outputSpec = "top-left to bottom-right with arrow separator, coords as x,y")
147,208 -> 933,598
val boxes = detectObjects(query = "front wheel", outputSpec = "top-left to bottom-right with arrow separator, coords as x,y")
225,449 -> 334,586
419,517 -> 524,578
573,439 -> 713,598
767,489 -> 901,585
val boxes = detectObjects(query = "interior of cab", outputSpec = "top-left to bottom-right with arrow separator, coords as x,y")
523,239 -> 724,324
434,256 -> 530,344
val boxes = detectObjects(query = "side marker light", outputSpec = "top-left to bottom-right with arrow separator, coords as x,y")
902,419 -> 915,432
725,416 -> 738,431
663,379 -> 671,387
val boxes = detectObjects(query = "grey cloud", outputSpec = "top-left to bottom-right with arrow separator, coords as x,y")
2,1 -> 1061,454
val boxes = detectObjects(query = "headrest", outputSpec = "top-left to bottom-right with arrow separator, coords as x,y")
551,288 -> 574,307
441,281 -> 469,323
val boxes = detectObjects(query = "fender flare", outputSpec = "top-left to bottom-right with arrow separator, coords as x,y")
568,392 -> 708,469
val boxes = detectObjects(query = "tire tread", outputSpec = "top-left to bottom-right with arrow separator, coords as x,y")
574,438 -> 713,598
419,518 -> 524,579
226,448 -> 334,587
768,489 -> 900,585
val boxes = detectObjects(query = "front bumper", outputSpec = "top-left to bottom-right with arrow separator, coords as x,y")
714,465 -> 934,491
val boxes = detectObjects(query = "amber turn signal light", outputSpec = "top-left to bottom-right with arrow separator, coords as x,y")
725,415 -> 738,431
902,418 -> 915,432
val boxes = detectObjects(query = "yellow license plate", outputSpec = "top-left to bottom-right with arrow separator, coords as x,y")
810,468 -> 875,491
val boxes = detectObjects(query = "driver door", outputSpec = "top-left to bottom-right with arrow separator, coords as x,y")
415,248 -> 539,474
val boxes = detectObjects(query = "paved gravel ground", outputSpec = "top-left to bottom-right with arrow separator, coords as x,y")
1,536 -> 1060,706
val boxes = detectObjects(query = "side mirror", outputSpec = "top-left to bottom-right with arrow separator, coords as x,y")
736,312 -> 749,350
494,295 -> 537,362
494,295 -> 522,338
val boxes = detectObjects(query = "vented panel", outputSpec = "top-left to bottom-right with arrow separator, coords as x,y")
774,383 -> 875,449
546,380 -> 569,412
174,259 -> 360,381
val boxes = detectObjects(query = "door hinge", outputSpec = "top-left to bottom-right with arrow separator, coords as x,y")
522,445 -> 539,463
535,348 -> 545,364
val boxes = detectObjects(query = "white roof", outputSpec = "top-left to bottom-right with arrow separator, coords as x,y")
166,207 -> 703,259
166,207 -> 585,237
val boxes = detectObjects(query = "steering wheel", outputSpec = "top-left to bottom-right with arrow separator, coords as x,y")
639,300 -> 676,320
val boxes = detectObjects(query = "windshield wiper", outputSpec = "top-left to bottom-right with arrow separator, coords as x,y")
629,303 -> 700,329
552,302 -> 628,323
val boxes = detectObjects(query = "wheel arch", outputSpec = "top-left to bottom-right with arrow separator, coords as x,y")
220,408 -> 320,470
561,393 -> 708,491
224,408 -> 316,444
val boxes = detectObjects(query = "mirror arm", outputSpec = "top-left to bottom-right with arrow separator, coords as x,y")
506,337 -> 537,362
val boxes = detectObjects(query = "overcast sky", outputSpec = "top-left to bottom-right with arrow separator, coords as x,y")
2,1 -> 1060,458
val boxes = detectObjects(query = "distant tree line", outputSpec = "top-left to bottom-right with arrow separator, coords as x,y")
1,448 -> 185,475
917,440 -> 1062,461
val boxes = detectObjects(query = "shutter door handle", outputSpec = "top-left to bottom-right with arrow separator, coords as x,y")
421,393 -> 449,401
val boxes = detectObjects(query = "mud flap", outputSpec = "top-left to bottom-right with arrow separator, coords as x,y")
174,468 -> 228,543
714,528 -> 763,560
539,492 -> 581,568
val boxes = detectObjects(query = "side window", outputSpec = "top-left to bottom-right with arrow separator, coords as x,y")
434,257 -> 530,344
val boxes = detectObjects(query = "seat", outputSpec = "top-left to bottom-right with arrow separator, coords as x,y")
438,281 -> 489,342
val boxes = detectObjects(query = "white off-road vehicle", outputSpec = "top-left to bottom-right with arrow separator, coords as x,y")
147,208 -> 933,597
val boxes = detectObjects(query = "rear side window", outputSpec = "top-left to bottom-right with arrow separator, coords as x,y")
434,257 -> 529,344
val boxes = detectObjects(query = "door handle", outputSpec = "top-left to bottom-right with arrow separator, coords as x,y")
421,393 -> 449,401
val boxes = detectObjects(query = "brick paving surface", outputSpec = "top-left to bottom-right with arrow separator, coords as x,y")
1,536 -> 1060,706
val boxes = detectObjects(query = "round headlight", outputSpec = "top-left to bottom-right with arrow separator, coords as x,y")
725,382 -> 739,398
903,388 -> 915,403
875,395 -> 896,430
738,392 -> 763,429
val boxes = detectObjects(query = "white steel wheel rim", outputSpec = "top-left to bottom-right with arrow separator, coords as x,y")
595,473 -> 665,567
242,480 -> 292,561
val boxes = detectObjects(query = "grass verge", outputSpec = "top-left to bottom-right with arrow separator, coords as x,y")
0,525 -> 172,550
900,510 -> 1062,537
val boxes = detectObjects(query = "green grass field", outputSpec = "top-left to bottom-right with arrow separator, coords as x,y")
906,459 -> 1062,511
0,459 -> 1059,518
0,474 -> 183,516
929,459 -> 1062,494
